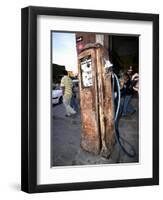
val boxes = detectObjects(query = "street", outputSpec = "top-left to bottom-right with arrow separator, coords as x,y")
51,98 -> 139,167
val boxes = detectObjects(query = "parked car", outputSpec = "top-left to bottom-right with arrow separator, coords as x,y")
52,85 -> 63,105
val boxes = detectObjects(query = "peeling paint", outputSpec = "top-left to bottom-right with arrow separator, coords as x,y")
78,46 -> 115,156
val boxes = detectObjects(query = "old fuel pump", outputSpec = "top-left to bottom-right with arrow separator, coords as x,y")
78,44 -> 115,157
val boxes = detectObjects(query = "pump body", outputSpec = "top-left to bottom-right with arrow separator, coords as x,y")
78,45 -> 115,156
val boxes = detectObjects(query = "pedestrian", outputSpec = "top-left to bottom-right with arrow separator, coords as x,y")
120,73 -> 136,117
71,82 -> 79,112
60,70 -> 76,117
127,66 -> 139,94
131,72 -> 139,94
127,65 -> 133,79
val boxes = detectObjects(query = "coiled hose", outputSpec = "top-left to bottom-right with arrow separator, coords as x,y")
113,73 -> 136,158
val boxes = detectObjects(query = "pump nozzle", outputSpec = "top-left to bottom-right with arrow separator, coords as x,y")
104,58 -> 113,74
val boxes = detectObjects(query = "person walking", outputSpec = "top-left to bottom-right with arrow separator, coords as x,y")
120,73 -> 136,117
131,72 -> 139,94
71,82 -> 79,112
60,70 -> 76,117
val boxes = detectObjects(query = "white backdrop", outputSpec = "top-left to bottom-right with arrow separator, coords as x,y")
37,16 -> 152,184
0,0 -> 162,199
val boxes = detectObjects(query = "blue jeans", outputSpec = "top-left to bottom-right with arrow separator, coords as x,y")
121,95 -> 135,116
71,94 -> 79,112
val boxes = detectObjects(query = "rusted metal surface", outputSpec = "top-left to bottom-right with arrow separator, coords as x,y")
78,45 -> 115,156
76,33 -> 96,54
103,70 -> 115,153
96,47 -> 107,155
96,47 -> 115,157
78,48 -> 101,155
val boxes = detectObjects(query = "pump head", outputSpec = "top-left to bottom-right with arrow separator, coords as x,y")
104,58 -> 113,74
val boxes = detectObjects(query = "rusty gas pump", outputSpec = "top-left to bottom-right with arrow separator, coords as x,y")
78,44 -> 115,157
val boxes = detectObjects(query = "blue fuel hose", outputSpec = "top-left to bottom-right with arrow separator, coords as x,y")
113,73 -> 136,158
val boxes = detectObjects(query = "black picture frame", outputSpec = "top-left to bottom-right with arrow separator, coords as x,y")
21,6 -> 159,193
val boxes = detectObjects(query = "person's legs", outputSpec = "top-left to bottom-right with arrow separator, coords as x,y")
63,95 -> 76,116
70,94 -> 74,108
63,96 -> 71,116
122,95 -> 135,116
74,97 -> 79,112
120,97 -> 124,115
122,95 -> 131,116
127,97 -> 136,114
71,94 -> 78,112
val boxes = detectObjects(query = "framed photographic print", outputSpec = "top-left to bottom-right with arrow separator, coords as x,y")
21,6 -> 159,193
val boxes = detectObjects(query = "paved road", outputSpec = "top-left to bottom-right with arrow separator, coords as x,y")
51,98 -> 139,166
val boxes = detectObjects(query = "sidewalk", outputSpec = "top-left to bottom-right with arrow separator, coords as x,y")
51,97 -> 139,166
